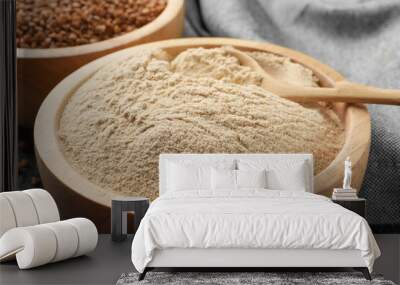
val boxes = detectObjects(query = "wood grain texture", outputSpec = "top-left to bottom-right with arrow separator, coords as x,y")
34,38 -> 371,232
17,0 -> 184,127
227,47 -> 400,105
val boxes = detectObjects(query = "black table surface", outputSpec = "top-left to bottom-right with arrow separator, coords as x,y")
0,235 -> 134,285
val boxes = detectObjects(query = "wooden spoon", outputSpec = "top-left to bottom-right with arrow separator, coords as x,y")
226,47 -> 400,105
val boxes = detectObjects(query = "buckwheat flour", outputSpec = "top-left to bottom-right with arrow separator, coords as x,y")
246,51 -> 320,87
171,47 -> 264,86
58,47 -> 344,200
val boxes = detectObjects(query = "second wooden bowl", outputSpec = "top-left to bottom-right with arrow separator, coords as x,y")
17,0 -> 184,127
34,38 -> 371,232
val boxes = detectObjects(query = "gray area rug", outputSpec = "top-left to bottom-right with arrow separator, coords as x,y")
184,0 -> 400,230
117,272 -> 395,285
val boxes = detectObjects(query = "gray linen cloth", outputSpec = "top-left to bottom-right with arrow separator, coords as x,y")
184,0 -> 400,230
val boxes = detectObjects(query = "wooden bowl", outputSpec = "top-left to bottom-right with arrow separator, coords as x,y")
34,38 -> 371,232
17,0 -> 184,127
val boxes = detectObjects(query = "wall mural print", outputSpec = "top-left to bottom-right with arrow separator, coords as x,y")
2,1 -> 400,284
9,0 -> 400,235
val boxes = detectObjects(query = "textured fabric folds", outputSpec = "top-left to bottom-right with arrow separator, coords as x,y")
131,191 -> 380,273
184,0 -> 400,228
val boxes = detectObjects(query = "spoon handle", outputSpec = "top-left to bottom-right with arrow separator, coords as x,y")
226,47 -> 400,105
335,81 -> 400,105
280,81 -> 400,105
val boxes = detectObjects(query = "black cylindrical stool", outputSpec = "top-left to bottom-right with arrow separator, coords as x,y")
111,197 -> 149,242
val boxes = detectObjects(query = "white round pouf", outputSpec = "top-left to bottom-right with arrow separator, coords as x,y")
0,189 -> 60,238
0,226 -> 57,269
0,196 -> 17,237
24,189 -> 60,224
0,218 -> 98,269
65,218 -> 98,257
0,189 -> 97,269
42,221 -> 79,262
1,191 -> 39,227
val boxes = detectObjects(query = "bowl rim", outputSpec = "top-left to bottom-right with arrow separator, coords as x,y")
34,37 -> 371,208
17,0 -> 184,59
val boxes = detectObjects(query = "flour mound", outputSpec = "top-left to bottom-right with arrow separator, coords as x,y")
247,51 -> 320,87
58,47 -> 344,200
171,47 -> 263,86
